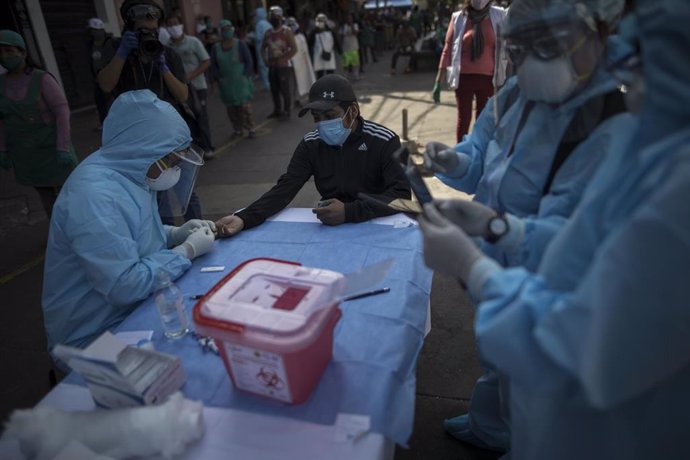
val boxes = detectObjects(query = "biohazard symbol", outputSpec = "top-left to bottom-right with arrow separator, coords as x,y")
256,367 -> 285,390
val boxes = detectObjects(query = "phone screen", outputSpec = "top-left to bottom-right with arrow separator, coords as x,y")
405,164 -> 433,205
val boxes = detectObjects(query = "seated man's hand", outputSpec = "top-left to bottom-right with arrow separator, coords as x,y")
215,215 -> 245,238
312,199 -> 345,226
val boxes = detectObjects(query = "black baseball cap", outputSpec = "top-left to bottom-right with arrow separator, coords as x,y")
298,74 -> 357,117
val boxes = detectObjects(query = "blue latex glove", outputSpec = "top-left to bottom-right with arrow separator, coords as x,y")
158,52 -> 169,73
56,150 -> 74,166
0,151 -> 11,170
418,202 -> 483,283
116,31 -> 139,59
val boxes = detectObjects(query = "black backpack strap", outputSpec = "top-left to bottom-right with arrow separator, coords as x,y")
542,88 -> 627,195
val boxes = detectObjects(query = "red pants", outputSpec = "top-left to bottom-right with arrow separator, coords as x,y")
454,74 -> 494,142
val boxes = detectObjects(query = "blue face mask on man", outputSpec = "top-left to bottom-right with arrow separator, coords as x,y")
318,106 -> 354,146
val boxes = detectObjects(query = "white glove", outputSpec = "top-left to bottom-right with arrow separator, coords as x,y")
418,202 -> 484,283
173,227 -> 215,259
168,220 -> 217,246
434,199 -> 497,238
423,142 -> 470,176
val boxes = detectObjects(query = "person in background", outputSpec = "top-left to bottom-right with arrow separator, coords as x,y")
286,17 -> 315,109
434,0 -> 508,141
262,6 -> 297,120
0,30 -> 78,220
97,0 -> 188,107
419,0 -> 690,457
308,13 -> 339,79
211,19 -> 256,140
165,15 -> 215,160
42,90 -> 214,353
358,17 -> 378,73
199,16 -> 219,56
86,18 -> 113,130
253,8 -> 272,91
340,14 -> 360,80
421,0 -> 630,452
214,74 -> 410,236
390,18 -> 418,75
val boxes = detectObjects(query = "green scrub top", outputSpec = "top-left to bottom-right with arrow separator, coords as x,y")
214,41 -> 253,106
0,69 -> 77,186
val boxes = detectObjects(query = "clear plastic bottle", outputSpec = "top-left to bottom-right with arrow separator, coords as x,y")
154,270 -> 189,339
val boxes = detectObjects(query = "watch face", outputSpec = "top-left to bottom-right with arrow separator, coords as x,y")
489,217 -> 508,236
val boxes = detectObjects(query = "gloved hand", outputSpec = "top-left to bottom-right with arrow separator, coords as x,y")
0,151 -> 11,170
418,202 -> 483,283
174,227 -> 215,259
423,142 -> 470,176
168,219 -> 217,246
158,52 -> 169,73
116,31 -> 139,59
434,199 -> 497,238
56,150 -> 74,166
432,81 -> 441,104
215,215 -> 245,238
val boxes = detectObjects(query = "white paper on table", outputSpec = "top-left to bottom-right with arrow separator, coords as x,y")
37,385 -> 393,460
114,330 -> 153,346
269,208 -> 417,227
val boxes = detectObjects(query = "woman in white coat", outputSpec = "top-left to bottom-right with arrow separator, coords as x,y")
287,17 -> 315,106
308,13 -> 340,79
433,0 -> 508,142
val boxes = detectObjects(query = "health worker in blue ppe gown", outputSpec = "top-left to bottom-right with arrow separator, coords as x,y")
419,1 -> 690,458
42,90 -> 216,352
421,0 -> 631,452
254,8 -> 271,91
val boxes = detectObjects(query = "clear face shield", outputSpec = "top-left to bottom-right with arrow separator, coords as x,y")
154,144 -> 205,219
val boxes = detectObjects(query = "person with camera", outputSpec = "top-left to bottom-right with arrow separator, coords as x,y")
97,0 -> 188,107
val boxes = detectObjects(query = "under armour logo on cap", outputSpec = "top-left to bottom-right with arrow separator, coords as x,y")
323,91 -> 335,99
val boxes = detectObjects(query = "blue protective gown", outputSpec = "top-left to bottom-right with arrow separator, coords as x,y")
436,38 -> 635,450
42,90 -> 192,350
471,1 -> 690,457
437,37 -> 631,271
254,8 -> 271,91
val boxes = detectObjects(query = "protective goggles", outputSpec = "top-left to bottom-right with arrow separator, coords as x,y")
126,4 -> 162,21
607,51 -> 642,86
156,145 -> 205,218
505,25 -> 590,66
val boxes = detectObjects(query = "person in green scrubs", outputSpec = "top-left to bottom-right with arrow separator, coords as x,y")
211,19 -> 256,139
0,30 -> 77,219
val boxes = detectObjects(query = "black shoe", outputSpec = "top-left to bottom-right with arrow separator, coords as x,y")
279,111 -> 290,120
267,111 -> 281,119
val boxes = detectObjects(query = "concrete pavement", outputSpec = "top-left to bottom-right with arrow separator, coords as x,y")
0,51 -> 498,460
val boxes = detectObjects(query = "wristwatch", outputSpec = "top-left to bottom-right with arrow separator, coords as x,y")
486,214 -> 509,244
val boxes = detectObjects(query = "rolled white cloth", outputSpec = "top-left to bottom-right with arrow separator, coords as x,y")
2,392 -> 203,460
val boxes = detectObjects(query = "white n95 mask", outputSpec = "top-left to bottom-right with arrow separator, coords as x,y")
147,165 -> 181,191
517,54 -> 580,104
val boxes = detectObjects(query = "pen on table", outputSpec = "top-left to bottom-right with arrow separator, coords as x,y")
344,287 -> 390,301
190,294 -> 204,300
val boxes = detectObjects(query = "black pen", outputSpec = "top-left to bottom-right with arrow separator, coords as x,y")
190,294 -> 204,300
344,287 -> 391,301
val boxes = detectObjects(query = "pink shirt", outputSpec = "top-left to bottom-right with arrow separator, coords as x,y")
460,18 -> 496,76
439,13 -> 496,77
0,71 -> 71,152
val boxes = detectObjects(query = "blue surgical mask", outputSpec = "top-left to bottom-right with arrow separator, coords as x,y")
318,107 -> 353,146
